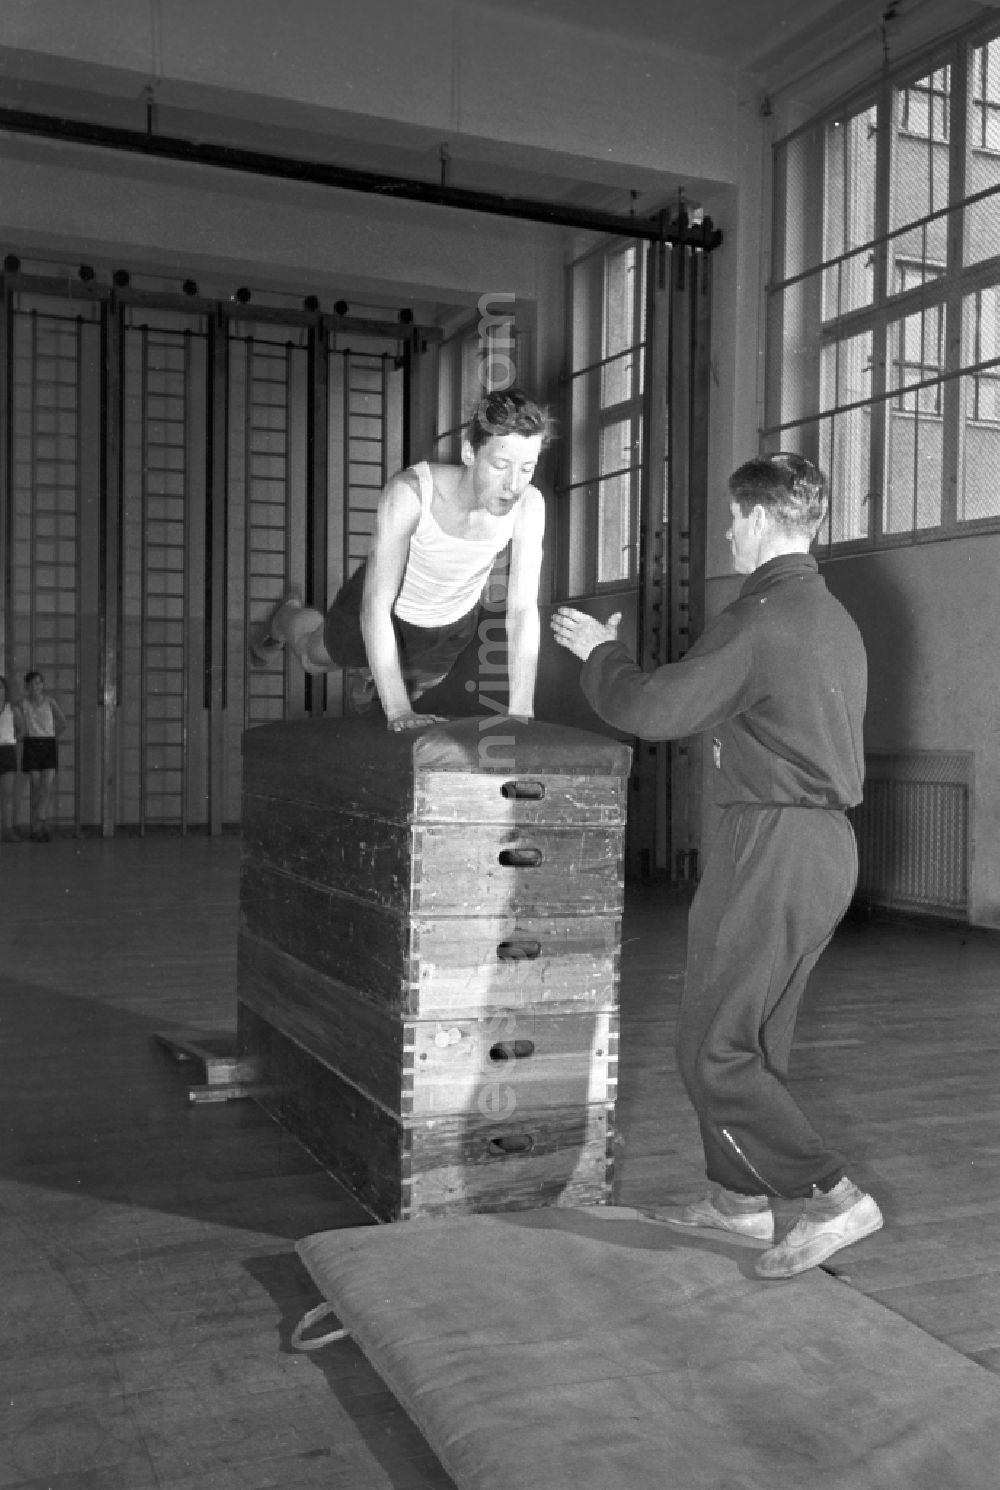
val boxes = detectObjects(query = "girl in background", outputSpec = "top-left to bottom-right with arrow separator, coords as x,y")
0,675 -> 21,842
19,670 -> 67,842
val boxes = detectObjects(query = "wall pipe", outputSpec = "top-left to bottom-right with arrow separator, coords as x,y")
0,105 -> 723,250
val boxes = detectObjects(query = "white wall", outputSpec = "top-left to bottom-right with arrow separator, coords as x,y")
824,541 -> 1000,928
0,0 -> 743,191
0,138 -> 561,307
0,0 -> 748,356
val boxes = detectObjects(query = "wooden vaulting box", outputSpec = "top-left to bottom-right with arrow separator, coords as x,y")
237,716 -> 631,1220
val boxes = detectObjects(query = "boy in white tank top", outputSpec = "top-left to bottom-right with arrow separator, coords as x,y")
251,389 -> 550,733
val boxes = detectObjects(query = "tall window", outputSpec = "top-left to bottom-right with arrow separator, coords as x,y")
435,303 -> 529,460
563,241 -> 646,594
971,43 -> 1000,150
766,22 -> 1000,548
900,68 -> 950,141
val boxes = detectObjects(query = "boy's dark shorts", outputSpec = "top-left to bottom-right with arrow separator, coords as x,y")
0,743 -> 17,776
21,737 -> 58,772
323,562 -> 480,676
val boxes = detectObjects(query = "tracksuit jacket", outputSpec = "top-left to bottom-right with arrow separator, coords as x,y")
581,552 -> 868,1197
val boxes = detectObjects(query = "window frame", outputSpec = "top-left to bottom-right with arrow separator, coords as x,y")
434,307 -> 529,461
766,15 -> 1000,554
560,237 -> 647,598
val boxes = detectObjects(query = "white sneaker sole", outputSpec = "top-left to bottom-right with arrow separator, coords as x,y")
640,1204 -> 774,1243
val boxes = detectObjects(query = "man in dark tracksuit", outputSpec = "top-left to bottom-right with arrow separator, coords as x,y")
551,453 -> 883,1279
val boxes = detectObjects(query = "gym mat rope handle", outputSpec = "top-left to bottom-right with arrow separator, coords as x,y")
291,1301 -> 348,1352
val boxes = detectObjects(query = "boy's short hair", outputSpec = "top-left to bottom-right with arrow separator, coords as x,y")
466,388 -> 554,451
729,452 -> 828,534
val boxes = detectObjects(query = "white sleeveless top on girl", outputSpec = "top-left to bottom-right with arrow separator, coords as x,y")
393,461 -> 518,627
0,702 -> 15,746
20,696 -> 56,738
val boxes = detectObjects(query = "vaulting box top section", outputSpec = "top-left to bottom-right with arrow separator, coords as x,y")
241,716 -> 632,824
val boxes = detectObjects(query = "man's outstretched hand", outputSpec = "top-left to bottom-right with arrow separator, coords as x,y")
551,607 -> 622,662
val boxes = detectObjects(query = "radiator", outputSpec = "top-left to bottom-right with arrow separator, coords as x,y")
849,752 -> 972,918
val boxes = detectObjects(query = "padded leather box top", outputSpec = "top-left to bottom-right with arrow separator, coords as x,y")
242,716 -> 632,821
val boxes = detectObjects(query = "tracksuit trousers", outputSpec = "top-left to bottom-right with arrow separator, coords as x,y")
677,802 -> 858,1200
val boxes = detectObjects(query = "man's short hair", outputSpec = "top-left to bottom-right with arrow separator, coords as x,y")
466,388 -> 553,451
729,452 -> 828,535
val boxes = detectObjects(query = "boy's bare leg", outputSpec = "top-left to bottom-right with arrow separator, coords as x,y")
271,599 -> 335,674
0,774 -> 18,841
250,596 -> 334,675
406,669 -> 448,700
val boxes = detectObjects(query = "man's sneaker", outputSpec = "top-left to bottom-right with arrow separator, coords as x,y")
641,1184 -> 774,1242
754,1178 -> 883,1279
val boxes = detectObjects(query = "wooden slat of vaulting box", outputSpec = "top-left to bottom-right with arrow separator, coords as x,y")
414,770 -> 625,824
237,935 -> 619,1118
408,913 -> 621,1016
240,716 -> 632,824
239,901 -> 621,1018
241,808 -> 625,916
239,1005 -> 615,1222
401,1008 -> 618,1120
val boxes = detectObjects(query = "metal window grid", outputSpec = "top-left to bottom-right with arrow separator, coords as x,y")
766,21 -> 1000,551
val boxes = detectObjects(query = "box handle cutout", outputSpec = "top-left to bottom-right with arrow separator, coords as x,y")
489,1039 -> 535,1062
501,778 -> 546,800
496,938 -> 542,960
498,846 -> 542,867
488,1133 -> 535,1155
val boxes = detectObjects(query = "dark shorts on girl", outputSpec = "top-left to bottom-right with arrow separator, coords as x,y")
0,744 -> 17,775
323,562 -> 479,677
21,737 -> 58,773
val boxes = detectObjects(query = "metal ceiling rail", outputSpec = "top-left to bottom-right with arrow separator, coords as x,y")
0,104 -> 723,250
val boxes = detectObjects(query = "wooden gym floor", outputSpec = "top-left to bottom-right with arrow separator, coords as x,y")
1,836 -> 998,1487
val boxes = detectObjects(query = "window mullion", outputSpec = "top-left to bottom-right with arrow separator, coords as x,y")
942,36 -> 969,526
587,272 -> 603,592
870,74 -> 893,543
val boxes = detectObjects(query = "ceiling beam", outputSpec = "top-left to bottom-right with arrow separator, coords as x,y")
0,104 -> 723,251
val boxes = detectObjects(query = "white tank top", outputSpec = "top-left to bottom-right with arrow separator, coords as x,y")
0,703 -> 15,746
20,696 -> 56,738
393,462 -> 517,627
